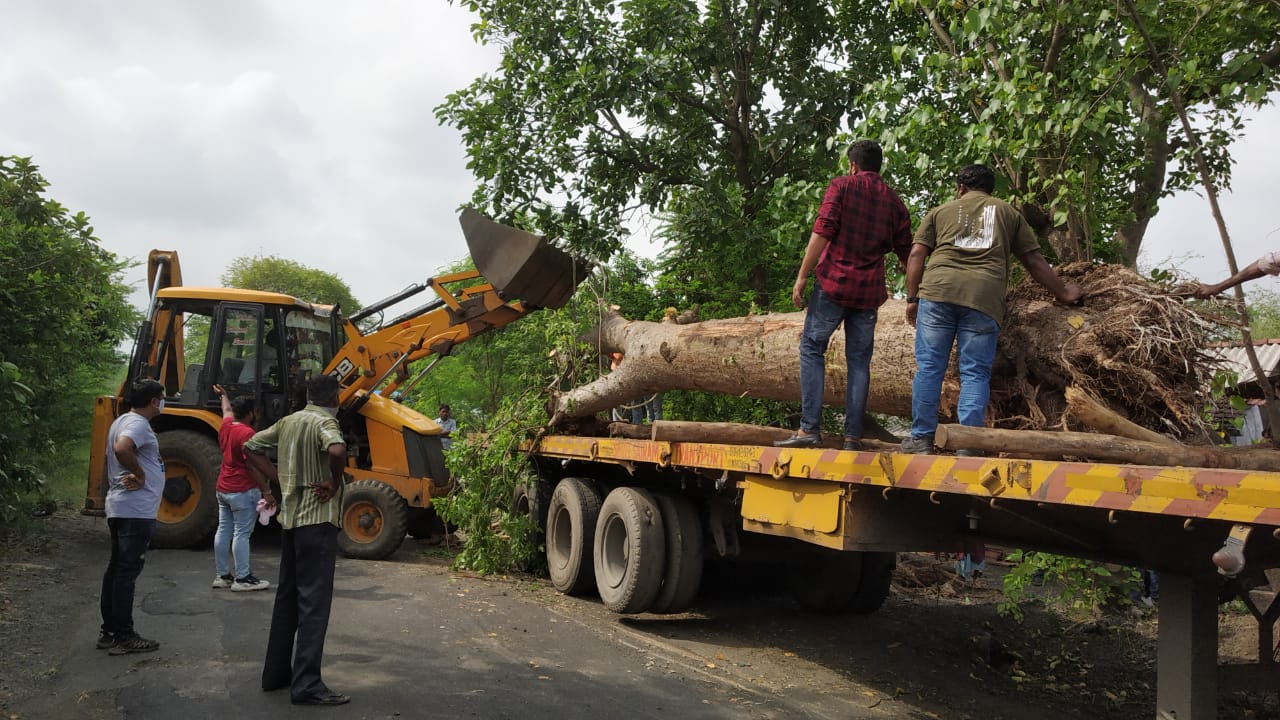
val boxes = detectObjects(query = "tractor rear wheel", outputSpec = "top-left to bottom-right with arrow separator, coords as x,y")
152,430 -> 220,549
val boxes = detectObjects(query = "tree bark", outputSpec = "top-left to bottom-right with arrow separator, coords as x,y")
555,304 -> 916,421
1064,386 -> 1179,447
936,424 -> 1280,471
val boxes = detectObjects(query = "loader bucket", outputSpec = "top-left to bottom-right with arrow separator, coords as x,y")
460,208 -> 591,310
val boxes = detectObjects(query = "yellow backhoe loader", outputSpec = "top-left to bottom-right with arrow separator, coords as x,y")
84,209 -> 588,559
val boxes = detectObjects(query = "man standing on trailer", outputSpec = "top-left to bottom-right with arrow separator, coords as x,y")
900,164 -> 1082,455
775,139 -> 913,451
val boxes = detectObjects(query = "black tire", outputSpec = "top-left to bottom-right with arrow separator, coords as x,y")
545,478 -> 603,594
512,475 -> 553,532
650,493 -> 703,614
153,430 -> 221,548
594,487 -> 666,614
845,551 -> 896,615
787,546 -> 864,613
406,508 -> 435,539
338,480 -> 409,560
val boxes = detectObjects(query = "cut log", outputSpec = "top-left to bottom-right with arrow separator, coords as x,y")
935,424 -> 1280,471
607,420 -> 899,451
1064,386 -> 1181,448
651,420 -> 795,445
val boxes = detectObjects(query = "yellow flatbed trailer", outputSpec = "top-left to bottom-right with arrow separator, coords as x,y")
524,432 -> 1280,719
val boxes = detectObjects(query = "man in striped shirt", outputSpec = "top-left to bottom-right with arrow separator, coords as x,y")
245,374 -> 350,706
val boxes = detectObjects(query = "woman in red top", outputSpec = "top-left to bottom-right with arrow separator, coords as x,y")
211,385 -> 276,591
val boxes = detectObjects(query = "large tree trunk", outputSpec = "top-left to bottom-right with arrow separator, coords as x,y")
555,304 -> 914,421
554,264 -> 1221,440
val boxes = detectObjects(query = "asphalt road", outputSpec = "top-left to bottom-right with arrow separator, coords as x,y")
7,521 -> 908,720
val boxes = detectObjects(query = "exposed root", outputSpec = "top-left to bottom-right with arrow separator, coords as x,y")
993,263 -> 1227,439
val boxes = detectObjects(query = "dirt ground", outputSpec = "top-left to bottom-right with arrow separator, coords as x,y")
1,512 -> 1276,719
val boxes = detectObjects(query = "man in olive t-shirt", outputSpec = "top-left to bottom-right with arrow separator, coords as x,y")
901,164 -> 1082,455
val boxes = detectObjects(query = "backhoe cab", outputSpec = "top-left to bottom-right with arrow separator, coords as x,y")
85,210 -> 588,559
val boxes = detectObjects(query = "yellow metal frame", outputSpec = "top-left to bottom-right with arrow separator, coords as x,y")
530,435 -> 1280,530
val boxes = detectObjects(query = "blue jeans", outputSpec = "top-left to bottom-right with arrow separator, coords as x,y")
629,393 -> 663,424
100,517 -> 156,640
799,287 -> 877,439
215,488 -> 262,579
911,299 -> 1000,438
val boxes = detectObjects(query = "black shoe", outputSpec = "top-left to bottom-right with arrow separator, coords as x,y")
899,435 -> 935,454
773,432 -> 820,448
95,631 -> 117,650
842,438 -> 863,451
292,691 -> 351,706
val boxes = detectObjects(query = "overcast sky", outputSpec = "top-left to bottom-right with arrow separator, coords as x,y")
3,1 -> 1278,312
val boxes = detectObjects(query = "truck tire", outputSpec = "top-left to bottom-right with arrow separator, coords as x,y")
787,546 -> 864,614
845,551 -> 896,615
546,477 -> 602,594
339,480 -> 409,560
512,476 -> 553,532
594,487 -> 666,614
153,430 -> 221,549
650,493 -> 703,614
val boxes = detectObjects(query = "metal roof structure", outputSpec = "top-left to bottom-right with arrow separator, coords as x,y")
1204,339 -> 1280,386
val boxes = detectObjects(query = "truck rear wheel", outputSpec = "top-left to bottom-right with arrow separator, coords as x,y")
339,480 -> 409,560
153,430 -> 220,549
845,551 -> 896,615
787,546 -> 864,613
594,487 -> 666,614
546,478 -> 602,594
651,493 -> 703,614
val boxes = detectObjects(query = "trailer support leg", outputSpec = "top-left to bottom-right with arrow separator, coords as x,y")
1156,573 -> 1218,719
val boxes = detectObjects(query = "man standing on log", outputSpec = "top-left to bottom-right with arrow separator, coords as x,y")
775,140 -> 912,450
901,164 -> 1083,455
1191,251 -> 1280,298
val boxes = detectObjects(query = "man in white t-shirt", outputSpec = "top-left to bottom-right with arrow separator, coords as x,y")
1192,251 -> 1280,298
435,404 -> 457,450
98,378 -> 167,655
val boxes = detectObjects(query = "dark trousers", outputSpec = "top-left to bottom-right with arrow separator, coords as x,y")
262,523 -> 339,699
99,517 -> 157,639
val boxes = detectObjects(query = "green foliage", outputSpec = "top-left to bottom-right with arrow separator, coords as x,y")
0,156 -> 137,531
430,286 -> 602,573
222,255 -> 362,312
1246,288 -> 1280,340
861,0 -> 1280,266
439,0 -> 913,306
999,550 -> 1140,622
433,391 -> 547,574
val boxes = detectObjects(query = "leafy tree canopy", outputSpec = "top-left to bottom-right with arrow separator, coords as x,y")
439,0 -> 914,311
221,255 -> 362,313
0,156 -> 137,524
859,0 -> 1279,266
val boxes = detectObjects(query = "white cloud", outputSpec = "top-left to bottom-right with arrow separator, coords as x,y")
3,1 -> 1275,310
1,0 -> 500,308
1141,102 -> 1280,296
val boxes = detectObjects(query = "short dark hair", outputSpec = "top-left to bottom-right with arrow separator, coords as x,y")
957,164 -> 996,193
127,378 -> 165,409
439,404 -> 450,412
847,140 -> 884,173
230,395 -> 256,420
308,374 -> 340,405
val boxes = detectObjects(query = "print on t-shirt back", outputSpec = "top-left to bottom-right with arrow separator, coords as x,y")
954,205 -> 996,250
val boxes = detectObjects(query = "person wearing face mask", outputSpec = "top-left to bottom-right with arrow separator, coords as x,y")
97,378 -> 167,655
244,374 -> 351,706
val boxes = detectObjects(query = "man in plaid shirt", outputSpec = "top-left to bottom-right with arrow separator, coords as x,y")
775,140 -> 912,450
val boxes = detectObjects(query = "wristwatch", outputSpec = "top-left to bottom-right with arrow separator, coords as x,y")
906,296 -> 918,303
